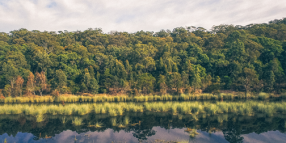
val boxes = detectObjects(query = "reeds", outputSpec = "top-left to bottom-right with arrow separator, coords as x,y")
72,117 -> 83,126
0,101 -> 285,118
1,92 -> 285,104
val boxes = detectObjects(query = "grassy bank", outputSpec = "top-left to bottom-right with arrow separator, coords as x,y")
1,101 -> 286,118
1,92 -> 286,103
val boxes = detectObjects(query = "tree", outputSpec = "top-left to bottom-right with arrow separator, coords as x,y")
35,71 -> 47,96
26,72 -> 35,96
191,66 -> 202,91
15,76 -> 24,96
1,19 -> 286,95
2,62 -> 19,95
167,72 -> 182,93
83,69 -> 91,90
265,71 -> 275,92
55,70 -> 67,94
137,73 -> 156,94
102,68 -> 113,91
89,78 -> 99,94
239,68 -> 259,98
157,74 -> 167,95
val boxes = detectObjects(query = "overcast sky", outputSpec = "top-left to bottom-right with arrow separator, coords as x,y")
0,0 -> 285,33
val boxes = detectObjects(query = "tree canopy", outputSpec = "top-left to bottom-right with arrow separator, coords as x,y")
1,18 -> 286,96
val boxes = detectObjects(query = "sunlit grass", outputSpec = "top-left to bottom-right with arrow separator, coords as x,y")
1,92 -> 285,104
0,101 -> 286,118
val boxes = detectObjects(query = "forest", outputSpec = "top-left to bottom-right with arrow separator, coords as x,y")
0,18 -> 286,97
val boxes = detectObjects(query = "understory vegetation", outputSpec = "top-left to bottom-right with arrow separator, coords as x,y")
0,18 -> 286,97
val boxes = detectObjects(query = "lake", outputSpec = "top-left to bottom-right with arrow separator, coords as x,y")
0,101 -> 286,143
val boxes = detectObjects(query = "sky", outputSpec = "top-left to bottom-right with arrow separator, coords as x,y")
0,0 -> 286,33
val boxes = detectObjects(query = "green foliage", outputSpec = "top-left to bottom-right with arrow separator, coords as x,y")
0,18 -> 286,95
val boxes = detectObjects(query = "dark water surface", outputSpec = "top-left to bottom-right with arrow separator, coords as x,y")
0,108 -> 286,143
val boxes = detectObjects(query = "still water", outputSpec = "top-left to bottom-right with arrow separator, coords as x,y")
0,106 -> 286,143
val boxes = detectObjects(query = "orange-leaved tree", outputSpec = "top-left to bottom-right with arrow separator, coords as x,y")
35,71 -> 47,96
26,72 -> 35,96
15,76 -> 24,96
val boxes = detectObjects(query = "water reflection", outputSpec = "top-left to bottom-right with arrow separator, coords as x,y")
0,111 -> 286,143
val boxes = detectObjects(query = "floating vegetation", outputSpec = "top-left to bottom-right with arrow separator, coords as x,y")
117,123 -> 126,128
95,122 -> 103,128
88,122 -> 103,128
72,117 -> 83,126
184,128 -> 193,132
188,129 -> 200,138
130,122 -> 139,126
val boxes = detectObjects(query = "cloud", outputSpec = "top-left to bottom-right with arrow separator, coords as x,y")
0,0 -> 285,33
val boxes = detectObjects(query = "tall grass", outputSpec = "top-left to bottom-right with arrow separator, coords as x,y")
0,101 -> 286,118
1,92 -> 284,104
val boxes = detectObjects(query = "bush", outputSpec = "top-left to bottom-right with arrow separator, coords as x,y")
258,92 -> 270,100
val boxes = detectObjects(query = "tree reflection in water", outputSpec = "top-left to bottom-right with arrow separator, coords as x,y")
0,112 -> 285,142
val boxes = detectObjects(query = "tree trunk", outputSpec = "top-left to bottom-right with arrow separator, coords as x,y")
39,90 -> 42,96
245,84 -> 248,100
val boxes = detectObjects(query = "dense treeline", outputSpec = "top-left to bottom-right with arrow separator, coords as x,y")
0,18 -> 286,97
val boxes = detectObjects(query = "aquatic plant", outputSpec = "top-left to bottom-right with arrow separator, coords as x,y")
189,129 -> 199,138
36,114 -> 45,122
72,117 -> 83,126
110,118 -> 117,126
0,101 -> 285,119
87,122 -> 103,128
117,123 -> 126,128
124,116 -> 130,125
1,92 -> 285,104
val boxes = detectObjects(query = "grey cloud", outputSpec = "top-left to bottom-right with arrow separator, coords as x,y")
0,0 -> 285,33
